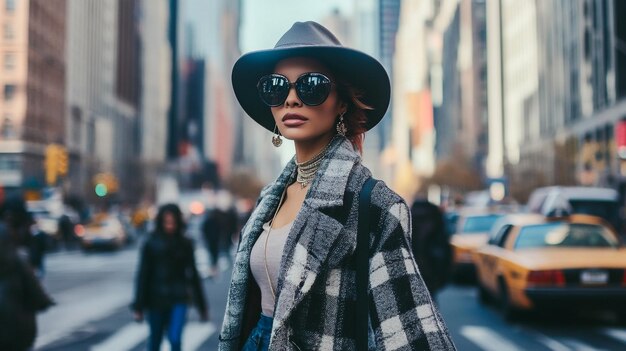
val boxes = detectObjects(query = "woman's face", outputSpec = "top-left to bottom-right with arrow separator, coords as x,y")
162,212 -> 177,234
271,57 -> 346,144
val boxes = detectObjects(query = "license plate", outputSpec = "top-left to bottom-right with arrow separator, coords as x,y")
580,270 -> 608,285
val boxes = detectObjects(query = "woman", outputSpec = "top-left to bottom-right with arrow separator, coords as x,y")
132,204 -> 208,351
220,22 -> 456,350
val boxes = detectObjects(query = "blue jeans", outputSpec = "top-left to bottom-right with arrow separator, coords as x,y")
147,304 -> 187,351
242,314 -> 273,351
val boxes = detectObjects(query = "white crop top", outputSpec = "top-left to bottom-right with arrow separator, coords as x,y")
250,220 -> 293,317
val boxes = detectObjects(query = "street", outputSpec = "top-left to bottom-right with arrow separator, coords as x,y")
438,285 -> 626,351
36,239 -> 626,351
37,217 -> 230,351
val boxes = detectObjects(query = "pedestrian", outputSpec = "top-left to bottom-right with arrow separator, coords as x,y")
28,213 -> 49,279
220,21 -> 456,350
410,198 -> 453,297
58,213 -> 75,249
0,197 -> 55,351
215,190 -> 237,264
131,203 -> 209,351
202,206 -> 221,277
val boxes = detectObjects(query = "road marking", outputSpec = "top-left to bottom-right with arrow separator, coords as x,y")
517,327 -> 571,351
559,338 -> 606,351
90,322 -> 215,351
161,322 -> 217,351
460,326 -> 522,351
603,328 -> 626,344
90,323 -> 148,351
35,281 -> 132,348
534,334 -> 572,351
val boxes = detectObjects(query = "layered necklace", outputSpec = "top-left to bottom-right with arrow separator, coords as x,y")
295,140 -> 333,188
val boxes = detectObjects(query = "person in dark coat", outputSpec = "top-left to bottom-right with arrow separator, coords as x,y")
28,217 -> 48,279
201,207 -> 221,276
410,198 -> 453,296
131,203 -> 208,351
0,198 -> 54,351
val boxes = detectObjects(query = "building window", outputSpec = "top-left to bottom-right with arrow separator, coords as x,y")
3,23 -> 14,40
3,84 -> 16,100
0,154 -> 20,171
1,115 -> 15,139
5,0 -> 16,12
4,84 -> 16,101
71,106 -> 82,146
4,53 -> 14,71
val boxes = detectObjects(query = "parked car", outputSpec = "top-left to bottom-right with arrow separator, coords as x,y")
473,213 -> 626,320
450,211 -> 504,280
78,214 -> 127,250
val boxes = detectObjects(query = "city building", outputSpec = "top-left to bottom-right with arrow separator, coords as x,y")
425,0 -> 490,180
137,0 -> 171,199
350,0 -> 382,174
487,0 -> 626,201
0,0 -> 67,197
377,0 -> 401,154
390,0 -> 464,200
66,0 -> 142,203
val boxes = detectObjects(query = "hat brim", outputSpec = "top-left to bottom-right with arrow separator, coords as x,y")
231,46 -> 390,132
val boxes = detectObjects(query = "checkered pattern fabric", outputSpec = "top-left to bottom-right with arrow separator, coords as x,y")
219,137 -> 456,350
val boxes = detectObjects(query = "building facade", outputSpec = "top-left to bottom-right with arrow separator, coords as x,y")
486,0 -> 626,201
66,0 -> 144,203
0,0 -> 67,196
137,0 -> 170,197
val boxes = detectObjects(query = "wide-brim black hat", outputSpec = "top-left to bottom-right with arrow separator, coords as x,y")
232,21 -> 390,132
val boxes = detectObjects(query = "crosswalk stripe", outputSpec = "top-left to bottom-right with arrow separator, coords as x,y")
559,338 -> 607,351
89,322 -> 216,351
90,322 -> 216,351
161,322 -> 217,351
603,328 -> 626,344
460,326 -> 522,351
35,281 -> 132,349
534,334 -> 572,351
90,323 -> 148,351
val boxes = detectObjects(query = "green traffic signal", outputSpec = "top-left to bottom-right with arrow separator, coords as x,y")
95,183 -> 108,197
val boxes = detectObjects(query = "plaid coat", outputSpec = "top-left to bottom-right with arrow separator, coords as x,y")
219,137 -> 456,350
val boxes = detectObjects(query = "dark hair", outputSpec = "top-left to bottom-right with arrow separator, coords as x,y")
155,203 -> 186,236
335,78 -> 372,154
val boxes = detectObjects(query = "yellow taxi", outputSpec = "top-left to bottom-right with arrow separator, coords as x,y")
473,213 -> 626,320
77,213 -> 128,250
450,211 -> 504,280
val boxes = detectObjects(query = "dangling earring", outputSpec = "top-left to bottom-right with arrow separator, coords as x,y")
336,111 -> 348,136
272,125 -> 283,147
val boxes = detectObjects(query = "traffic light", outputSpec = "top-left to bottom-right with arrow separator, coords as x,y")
95,183 -> 108,197
93,172 -> 119,197
57,147 -> 68,176
45,144 -> 59,185
44,144 -> 69,185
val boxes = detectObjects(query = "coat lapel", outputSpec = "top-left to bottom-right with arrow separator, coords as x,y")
220,160 -> 296,341
271,137 -> 363,339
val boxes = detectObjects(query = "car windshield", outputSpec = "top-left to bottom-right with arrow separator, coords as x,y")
514,223 -> 619,249
462,214 -> 503,234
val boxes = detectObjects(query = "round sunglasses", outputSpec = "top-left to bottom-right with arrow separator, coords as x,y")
257,72 -> 333,107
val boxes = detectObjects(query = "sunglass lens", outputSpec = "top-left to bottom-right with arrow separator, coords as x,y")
297,74 -> 331,106
258,75 -> 289,106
